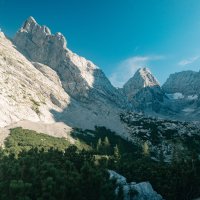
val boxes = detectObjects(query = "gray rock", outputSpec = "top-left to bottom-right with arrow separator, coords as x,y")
123,68 -> 166,113
162,70 -> 200,96
108,170 -> 163,200
0,18 -> 129,136
123,68 -> 160,100
14,16 -> 126,107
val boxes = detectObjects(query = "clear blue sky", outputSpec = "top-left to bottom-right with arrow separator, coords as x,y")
1,0 -> 200,87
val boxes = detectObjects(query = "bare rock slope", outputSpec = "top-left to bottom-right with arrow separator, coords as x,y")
14,17 -> 126,107
0,17 -> 128,136
0,31 -> 70,126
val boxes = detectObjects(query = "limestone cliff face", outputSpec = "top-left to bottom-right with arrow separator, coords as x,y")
0,18 -> 128,135
14,17 -> 126,106
2,16 -> 200,132
0,31 -> 70,126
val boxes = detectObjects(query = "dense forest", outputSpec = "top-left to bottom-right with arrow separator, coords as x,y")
0,127 -> 200,200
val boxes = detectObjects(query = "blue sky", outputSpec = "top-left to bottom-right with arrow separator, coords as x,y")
1,0 -> 200,87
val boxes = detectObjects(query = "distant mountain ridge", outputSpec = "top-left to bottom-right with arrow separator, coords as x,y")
122,67 -> 200,119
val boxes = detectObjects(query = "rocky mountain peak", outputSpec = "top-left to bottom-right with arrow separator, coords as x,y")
14,17 -> 126,107
136,67 -> 159,87
22,16 -> 37,30
21,16 -> 51,35
14,17 -> 67,53
0,19 -> 128,134
123,67 -> 160,100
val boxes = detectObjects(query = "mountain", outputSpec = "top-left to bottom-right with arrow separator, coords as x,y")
162,70 -> 200,96
123,68 -> 166,113
123,68 -> 160,99
14,17 -> 126,106
162,70 -> 200,120
122,68 -> 200,120
2,13 -> 200,131
1,15 -> 200,139
0,31 -> 70,126
0,17 -> 128,135
1,17 -> 200,200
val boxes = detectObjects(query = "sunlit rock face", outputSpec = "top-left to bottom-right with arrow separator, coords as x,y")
0,17 -> 129,135
14,16 -> 126,106
2,15 -> 200,134
0,30 -> 70,127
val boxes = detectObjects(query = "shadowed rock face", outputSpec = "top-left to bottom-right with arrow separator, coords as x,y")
14,16 -> 126,107
162,70 -> 200,96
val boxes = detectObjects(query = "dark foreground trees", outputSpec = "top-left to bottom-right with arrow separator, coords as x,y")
0,146 -> 116,200
1,127 -> 200,200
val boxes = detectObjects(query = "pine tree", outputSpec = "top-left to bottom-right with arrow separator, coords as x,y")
143,141 -> 149,156
114,144 -> 120,161
104,137 -> 110,147
96,138 -> 102,152
103,137 -> 111,154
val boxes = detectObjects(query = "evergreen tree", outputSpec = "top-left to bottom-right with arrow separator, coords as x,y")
96,138 -> 102,152
143,141 -> 149,156
114,145 -> 120,161
103,137 -> 111,154
104,137 -> 110,147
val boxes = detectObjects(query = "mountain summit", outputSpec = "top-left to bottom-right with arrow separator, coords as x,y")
122,68 -> 166,113
123,68 -> 160,100
14,17 -> 125,106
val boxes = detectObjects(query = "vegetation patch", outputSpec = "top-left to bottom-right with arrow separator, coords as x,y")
30,98 -> 40,115
4,127 -> 70,154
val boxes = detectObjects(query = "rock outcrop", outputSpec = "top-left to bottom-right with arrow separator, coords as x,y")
108,170 -> 163,200
1,16 -> 200,136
